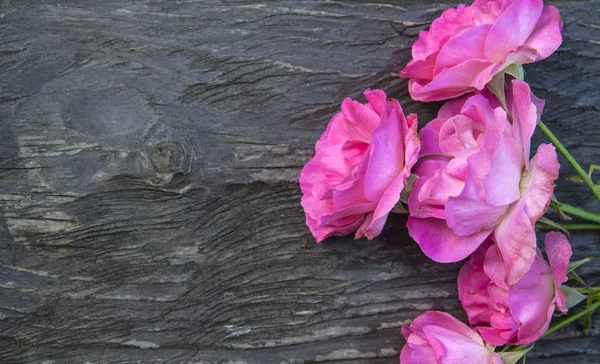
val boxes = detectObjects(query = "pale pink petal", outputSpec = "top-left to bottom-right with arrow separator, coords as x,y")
508,80 -> 544,164
484,0 -> 543,62
418,165 -> 467,206
545,232 -> 572,313
438,115 -> 479,155
405,335 -> 437,364
523,5 -> 563,61
407,216 -> 492,262
423,325 -> 493,363
493,202 -> 537,285
483,132 -> 523,206
520,144 -> 560,222
460,94 -> 498,128
411,311 -> 484,343
452,150 -> 492,205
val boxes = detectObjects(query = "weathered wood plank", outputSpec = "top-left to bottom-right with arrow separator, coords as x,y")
0,0 -> 598,363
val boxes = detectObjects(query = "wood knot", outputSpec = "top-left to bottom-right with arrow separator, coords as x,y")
150,141 -> 185,174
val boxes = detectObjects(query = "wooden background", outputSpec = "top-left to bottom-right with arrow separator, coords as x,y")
0,0 -> 599,363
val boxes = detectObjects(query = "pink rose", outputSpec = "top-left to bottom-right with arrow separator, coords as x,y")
400,0 -> 563,101
407,79 -> 559,285
458,233 -> 571,345
401,311 -> 503,363
299,89 -> 420,242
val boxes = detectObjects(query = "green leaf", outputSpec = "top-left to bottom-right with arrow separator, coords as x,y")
498,346 -> 534,364
486,72 -> 508,112
536,217 -> 571,237
566,175 -> 585,183
561,285 -> 588,310
550,196 -> 572,221
567,165 -> 600,185
568,271 -> 588,287
393,175 -> 418,214
503,64 -> 525,80
589,164 -> 600,179
568,257 -> 596,274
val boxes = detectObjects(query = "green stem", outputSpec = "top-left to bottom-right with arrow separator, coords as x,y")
536,223 -> 600,231
575,287 -> 600,295
538,121 -> 600,203
557,203 -> 600,225
512,301 -> 600,352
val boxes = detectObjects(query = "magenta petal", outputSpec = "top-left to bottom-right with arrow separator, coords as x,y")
400,54 -> 437,81
509,271 -> 554,344
364,109 -> 405,201
484,0 -> 543,62
411,311 -> 483,343
439,95 -> 471,119
407,216 -> 492,262
305,211 -> 365,243
483,243 -> 507,287
478,326 -> 510,347
340,98 -> 381,140
408,59 -> 493,101
434,24 -> 491,74
363,88 -> 387,117
545,232 -> 572,313
446,195 -> 508,236
419,117 -> 446,155
355,212 -> 375,240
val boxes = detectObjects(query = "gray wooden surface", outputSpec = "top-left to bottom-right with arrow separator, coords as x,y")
0,1 -> 599,363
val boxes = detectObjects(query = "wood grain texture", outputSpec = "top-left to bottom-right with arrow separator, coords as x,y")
0,0 -> 598,363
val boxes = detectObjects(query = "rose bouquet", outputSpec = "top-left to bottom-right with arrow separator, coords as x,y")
299,0 -> 600,362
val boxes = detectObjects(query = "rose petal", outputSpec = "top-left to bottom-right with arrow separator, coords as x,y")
521,144 -> 560,222
407,216 -> 492,262
493,202 -> 537,285
408,59 -> 493,102
484,0 -> 543,62
545,231 -> 572,313
523,5 -> 563,61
